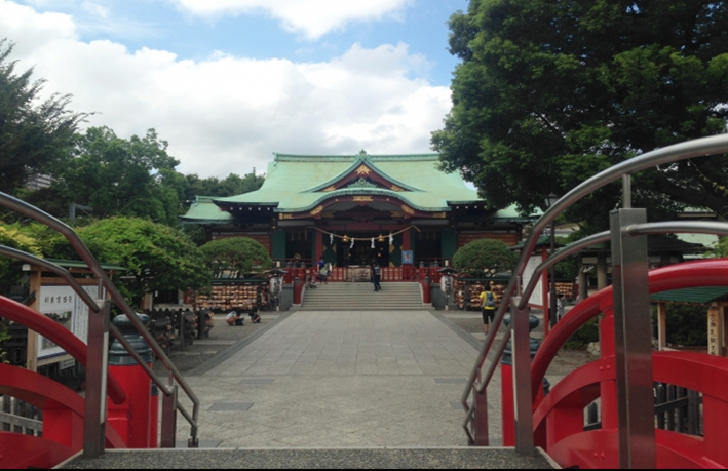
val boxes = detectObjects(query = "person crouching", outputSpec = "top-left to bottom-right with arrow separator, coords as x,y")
226,310 -> 244,326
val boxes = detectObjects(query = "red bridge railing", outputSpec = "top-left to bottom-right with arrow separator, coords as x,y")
526,260 -> 728,469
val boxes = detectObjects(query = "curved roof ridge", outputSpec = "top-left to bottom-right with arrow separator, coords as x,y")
275,188 -> 449,213
274,153 -> 440,161
301,157 -> 423,194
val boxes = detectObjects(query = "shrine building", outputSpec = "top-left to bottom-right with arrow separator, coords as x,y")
181,151 -> 534,270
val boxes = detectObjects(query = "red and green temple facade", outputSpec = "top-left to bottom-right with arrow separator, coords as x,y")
181,151 -> 534,269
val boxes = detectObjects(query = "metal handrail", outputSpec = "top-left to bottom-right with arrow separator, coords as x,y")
0,192 -> 199,444
460,133 -> 728,443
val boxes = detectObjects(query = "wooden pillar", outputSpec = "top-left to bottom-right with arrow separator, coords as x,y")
723,306 -> 728,357
26,267 -> 42,372
314,230 -> 323,262
708,304 -> 722,356
541,247 -> 550,336
403,228 -> 412,251
657,302 -> 667,351
578,265 -> 588,302
597,252 -> 608,290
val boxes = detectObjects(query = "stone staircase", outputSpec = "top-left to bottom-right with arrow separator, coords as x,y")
301,282 -> 424,311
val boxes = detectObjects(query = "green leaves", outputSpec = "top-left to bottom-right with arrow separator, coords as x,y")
434,0 -> 728,230
200,237 -> 273,279
76,218 -> 211,304
452,238 -> 517,277
0,39 -> 86,193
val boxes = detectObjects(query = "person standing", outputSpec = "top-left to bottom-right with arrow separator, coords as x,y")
480,283 -> 498,335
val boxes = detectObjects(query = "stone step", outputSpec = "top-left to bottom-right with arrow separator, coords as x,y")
302,282 -> 423,311
61,447 -> 556,470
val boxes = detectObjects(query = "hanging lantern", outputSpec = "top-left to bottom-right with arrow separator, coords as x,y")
343,235 -> 349,243
378,234 -> 385,243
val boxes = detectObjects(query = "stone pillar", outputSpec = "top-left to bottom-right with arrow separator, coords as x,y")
597,252 -> 608,290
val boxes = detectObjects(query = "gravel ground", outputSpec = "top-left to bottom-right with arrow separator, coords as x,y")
152,313 -> 282,375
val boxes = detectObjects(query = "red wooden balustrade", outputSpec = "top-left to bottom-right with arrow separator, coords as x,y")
0,296 -> 161,468
519,259 -> 728,469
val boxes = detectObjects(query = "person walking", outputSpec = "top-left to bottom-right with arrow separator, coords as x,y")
480,283 -> 498,335
372,262 -> 382,291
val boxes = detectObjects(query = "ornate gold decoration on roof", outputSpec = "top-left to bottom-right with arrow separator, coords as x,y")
322,211 -> 336,219
401,205 -> 416,215
280,213 -> 293,220
353,196 -> 373,202
432,212 -> 447,219
390,211 -> 405,218
349,178 -> 378,189
310,205 -> 324,216
356,165 -> 371,175
390,185 -> 405,192
322,186 -> 337,192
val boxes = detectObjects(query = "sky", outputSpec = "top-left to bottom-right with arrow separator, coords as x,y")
0,0 -> 466,178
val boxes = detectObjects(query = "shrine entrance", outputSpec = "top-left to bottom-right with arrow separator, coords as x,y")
337,233 -> 390,268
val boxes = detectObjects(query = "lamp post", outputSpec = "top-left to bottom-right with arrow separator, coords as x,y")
545,193 -> 560,330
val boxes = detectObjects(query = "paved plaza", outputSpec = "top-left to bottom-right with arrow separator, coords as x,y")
177,310 -> 504,448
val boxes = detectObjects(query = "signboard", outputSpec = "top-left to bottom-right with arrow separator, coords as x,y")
402,250 -> 414,265
37,285 -> 98,361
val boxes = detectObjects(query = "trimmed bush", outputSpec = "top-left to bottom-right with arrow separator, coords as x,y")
452,238 -> 517,277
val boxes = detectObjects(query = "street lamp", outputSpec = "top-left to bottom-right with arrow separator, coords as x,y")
545,193 -> 560,330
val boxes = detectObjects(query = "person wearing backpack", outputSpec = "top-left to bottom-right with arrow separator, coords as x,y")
480,283 -> 498,335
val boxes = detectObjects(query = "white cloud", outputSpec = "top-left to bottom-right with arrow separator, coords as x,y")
0,0 -> 451,179
168,0 -> 415,39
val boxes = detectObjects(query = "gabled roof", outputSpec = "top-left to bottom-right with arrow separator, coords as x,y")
181,152 -> 534,224
210,153 -> 483,213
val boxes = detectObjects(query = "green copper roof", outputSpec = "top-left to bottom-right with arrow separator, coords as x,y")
182,196 -> 233,223
181,152 -> 529,222
651,287 -> 728,305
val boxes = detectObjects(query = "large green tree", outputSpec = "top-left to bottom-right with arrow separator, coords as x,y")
75,218 -> 211,306
200,237 -> 273,279
433,1 -> 728,231
57,126 -> 185,226
0,40 -> 86,195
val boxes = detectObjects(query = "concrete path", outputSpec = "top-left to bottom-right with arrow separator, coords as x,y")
176,310 -> 503,448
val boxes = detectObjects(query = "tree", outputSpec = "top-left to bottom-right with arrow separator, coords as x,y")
184,172 -> 265,201
57,126 -> 185,226
0,39 -> 86,194
0,223 -> 42,295
432,1 -> 728,231
452,238 -> 517,277
200,237 -> 273,279
75,218 -> 211,306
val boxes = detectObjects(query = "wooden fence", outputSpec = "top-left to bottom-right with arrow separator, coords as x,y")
0,394 -> 43,437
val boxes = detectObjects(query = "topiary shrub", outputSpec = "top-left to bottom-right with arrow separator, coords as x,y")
200,237 -> 273,279
452,238 -> 517,278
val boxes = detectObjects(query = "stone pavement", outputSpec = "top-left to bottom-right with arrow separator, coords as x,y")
176,310 -> 504,448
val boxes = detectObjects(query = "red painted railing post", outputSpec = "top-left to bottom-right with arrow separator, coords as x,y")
107,314 -> 153,449
293,277 -> 304,305
422,278 -> 431,305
